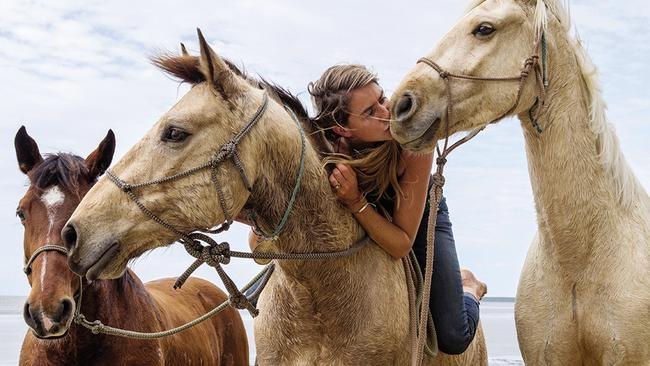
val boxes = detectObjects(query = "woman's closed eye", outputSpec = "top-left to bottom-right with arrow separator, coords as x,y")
366,96 -> 387,117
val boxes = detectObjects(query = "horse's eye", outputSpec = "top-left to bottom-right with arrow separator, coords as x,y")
472,23 -> 495,38
16,208 -> 26,223
162,126 -> 190,143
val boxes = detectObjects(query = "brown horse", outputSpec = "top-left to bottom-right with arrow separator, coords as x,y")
15,126 -> 248,365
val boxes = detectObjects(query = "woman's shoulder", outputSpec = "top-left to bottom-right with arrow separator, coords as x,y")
399,150 -> 434,177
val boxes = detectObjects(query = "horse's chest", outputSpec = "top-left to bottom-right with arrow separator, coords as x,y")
546,284 -> 650,363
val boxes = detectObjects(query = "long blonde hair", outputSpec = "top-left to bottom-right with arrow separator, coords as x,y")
308,64 -> 404,207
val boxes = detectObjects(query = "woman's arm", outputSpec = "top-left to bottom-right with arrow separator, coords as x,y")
330,151 -> 433,259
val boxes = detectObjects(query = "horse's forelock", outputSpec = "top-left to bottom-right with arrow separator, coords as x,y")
31,153 -> 89,195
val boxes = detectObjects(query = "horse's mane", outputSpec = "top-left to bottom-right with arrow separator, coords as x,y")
465,0 -> 646,207
30,153 -> 89,194
151,53 -> 333,157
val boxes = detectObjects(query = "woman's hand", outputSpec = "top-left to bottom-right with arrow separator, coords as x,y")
329,163 -> 362,210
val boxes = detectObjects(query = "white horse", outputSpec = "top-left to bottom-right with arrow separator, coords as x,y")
63,30 -> 486,365
389,0 -> 650,364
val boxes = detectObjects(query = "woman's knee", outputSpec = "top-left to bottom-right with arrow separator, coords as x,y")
437,330 -> 473,355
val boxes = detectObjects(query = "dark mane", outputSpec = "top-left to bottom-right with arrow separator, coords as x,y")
259,81 -> 334,157
30,153 -> 89,194
151,53 -> 333,156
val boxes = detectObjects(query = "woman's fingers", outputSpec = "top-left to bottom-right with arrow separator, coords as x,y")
332,168 -> 347,186
336,163 -> 357,184
329,174 -> 340,188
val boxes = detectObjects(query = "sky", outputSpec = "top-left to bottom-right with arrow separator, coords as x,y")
1,0 -> 648,297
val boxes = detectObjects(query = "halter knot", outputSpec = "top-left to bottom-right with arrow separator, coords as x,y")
74,313 -> 85,324
201,241 -> 231,266
439,71 -> 449,79
219,221 -> 232,232
228,293 -> 259,317
432,173 -> 446,188
215,141 -> 237,162
90,320 -> 105,334
436,156 -> 447,166
228,293 -> 248,309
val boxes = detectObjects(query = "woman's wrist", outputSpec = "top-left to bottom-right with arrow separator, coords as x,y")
346,195 -> 376,214
343,193 -> 364,211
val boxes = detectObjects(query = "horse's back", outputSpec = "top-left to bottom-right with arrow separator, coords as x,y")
145,277 -> 249,366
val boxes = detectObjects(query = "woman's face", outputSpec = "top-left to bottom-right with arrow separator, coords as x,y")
344,82 -> 392,143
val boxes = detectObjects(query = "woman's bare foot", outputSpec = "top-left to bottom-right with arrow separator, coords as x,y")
461,268 -> 487,301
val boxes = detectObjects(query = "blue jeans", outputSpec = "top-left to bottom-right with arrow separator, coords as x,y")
411,196 -> 480,355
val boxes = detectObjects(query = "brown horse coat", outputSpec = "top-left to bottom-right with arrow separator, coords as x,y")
15,126 -> 248,365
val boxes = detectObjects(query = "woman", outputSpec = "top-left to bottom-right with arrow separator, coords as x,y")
305,64 -> 487,355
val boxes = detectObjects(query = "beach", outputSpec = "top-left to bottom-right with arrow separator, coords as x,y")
1,295 -> 521,365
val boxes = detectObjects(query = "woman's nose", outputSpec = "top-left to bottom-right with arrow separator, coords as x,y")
379,102 -> 390,119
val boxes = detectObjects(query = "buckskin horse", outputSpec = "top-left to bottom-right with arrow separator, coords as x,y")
62,30 -> 486,365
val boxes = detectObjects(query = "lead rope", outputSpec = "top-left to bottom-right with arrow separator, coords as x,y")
411,130 -> 484,365
73,264 -> 274,339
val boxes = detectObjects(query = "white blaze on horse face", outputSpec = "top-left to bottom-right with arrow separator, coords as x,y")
41,186 -> 65,236
42,186 -> 65,209
40,186 -> 66,288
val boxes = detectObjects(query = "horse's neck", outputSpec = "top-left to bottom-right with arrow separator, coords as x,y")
252,122 -> 364,280
519,40 -> 647,266
63,271 -> 152,358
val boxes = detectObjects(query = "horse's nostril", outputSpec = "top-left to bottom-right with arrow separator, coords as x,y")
55,298 -> 74,323
23,302 -> 38,330
61,224 -> 77,252
395,93 -> 416,121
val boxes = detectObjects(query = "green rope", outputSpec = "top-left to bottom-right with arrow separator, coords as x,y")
541,33 -> 548,88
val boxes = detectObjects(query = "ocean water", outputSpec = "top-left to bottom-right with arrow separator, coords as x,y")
1,296 -> 522,365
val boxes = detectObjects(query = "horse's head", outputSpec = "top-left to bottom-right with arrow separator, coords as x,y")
390,0 -> 559,152
14,126 -> 114,339
64,30 -> 291,281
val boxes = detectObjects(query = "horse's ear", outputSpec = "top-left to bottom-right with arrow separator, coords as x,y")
196,28 -> 243,98
14,126 -> 43,174
180,42 -> 189,57
85,130 -> 116,179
